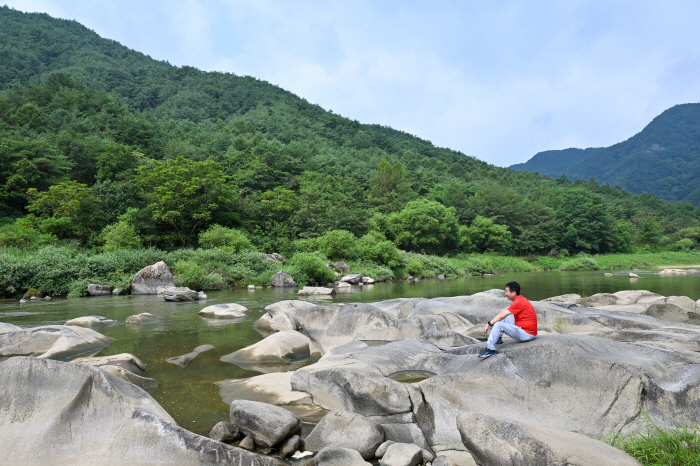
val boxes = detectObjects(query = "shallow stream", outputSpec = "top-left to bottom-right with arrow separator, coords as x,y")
1,269 -> 699,435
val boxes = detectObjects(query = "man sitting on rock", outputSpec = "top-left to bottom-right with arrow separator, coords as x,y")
479,281 -> 537,358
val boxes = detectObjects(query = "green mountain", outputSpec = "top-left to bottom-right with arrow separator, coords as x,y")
1,5 -> 700,256
511,104 -> 700,205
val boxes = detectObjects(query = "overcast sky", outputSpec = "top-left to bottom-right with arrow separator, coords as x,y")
7,1 -> 700,166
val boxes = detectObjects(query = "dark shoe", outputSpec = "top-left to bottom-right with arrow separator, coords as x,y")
496,337 -> 503,345
478,348 -> 497,359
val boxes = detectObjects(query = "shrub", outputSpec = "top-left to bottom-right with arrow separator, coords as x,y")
356,232 -> 406,268
288,252 -> 335,284
407,257 -> 424,277
559,254 -> 598,271
198,224 -> 254,252
291,237 -> 321,254
0,219 -> 58,249
319,230 -> 356,260
670,238 -> 695,252
172,260 -> 225,290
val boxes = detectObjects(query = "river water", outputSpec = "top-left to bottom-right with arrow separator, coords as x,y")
1,268 -> 699,435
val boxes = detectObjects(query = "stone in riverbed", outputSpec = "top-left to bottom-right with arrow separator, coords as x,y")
198,291 -> 208,300
166,344 -> 215,367
131,261 -> 175,294
298,286 -> 336,296
380,443 -> 423,466
238,435 -> 255,450
198,303 -> 249,319
543,293 -> 582,305
314,446 -> 372,465
209,421 -> 240,443
279,434 -> 301,457
99,364 -> 159,392
65,315 -> 115,331
375,440 -> 396,458
229,399 -> 302,448
271,271 -> 298,287
113,287 -> 128,295
72,353 -> 147,375
0,357 -> 281,466
340,274 -> 362,284
304,409 -> 385,460
126,312 -> 157,325
0,325 -> 114,361
87,283 -> 112,296
220,331 -> 310,364
163,287 -> 199,301
457,412 -> 639,466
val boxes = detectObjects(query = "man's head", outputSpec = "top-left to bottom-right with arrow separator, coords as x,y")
505,281 -> 520,301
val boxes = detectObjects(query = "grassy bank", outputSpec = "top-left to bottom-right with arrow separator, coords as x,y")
3,246 -> 700,298
604,417 -> 700,466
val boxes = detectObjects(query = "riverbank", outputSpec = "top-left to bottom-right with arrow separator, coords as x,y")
2,245 -> 700,298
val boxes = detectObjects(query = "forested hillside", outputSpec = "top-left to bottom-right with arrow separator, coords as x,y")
2,5 -> 700,261
511,104 -> 700,205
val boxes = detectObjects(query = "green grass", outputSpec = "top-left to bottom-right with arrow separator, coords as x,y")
594,251 -> 700,270
604,416 -> 700,465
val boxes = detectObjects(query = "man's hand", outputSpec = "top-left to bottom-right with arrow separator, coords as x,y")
483,323 -> 491,334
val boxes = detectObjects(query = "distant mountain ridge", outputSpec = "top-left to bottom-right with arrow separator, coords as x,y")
511,104 -> 700,205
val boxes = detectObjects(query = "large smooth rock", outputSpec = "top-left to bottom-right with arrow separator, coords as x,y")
72,353 -> 147,375
584,293 -> 618,306
199,303 -> 249,319
543,293 -> 582,305
613,290 -> 661,304
314,446 -> 372,466
166,345 -> 215,367
292,303 -> 477,354
64,315 -> 115,331
87,283 -> 112,296
340,274 -> 363,284
457,412 -> 639,466
380,443 -> 423,466
595,302 -> 690,323
221,331 -> 310,364
370,298 -> 426,319
265,253 -> 285,264
163,287 -> 199,301
0,325 -> 114,361
304,409 -> 385,460
0,323 -> 21,335
0,357 -> 282,466
131,261 -> 176,295
229,400 -> 301,448
271,271 -> 298,287
216,371 -> 313,407
258,300 -> 318,332
334,262 -> 351,272
298,286 -> 336,296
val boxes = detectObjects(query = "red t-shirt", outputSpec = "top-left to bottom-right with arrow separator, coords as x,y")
508,295 -> 538,335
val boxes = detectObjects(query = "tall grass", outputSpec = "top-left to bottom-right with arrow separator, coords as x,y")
595,251 -> 700,270
604,416 -> 700,466
450,254 -> 536,276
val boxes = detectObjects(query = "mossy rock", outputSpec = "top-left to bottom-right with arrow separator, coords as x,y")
21,288 -> 44,300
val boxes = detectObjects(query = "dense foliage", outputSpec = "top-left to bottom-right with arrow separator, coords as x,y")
2,5 -> 700,294
511,103 -> 700,205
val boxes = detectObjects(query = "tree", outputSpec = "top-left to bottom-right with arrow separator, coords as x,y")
137,156 -> 235,246
368,158 -> 415,213
388,199 -> 459,254
460,216 -> 513,253
26,181 -> 91,238
96,144 -> 141,181
198,224 -> 254,251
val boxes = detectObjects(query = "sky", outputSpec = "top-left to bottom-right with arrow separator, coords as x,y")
6,1 -> 700,167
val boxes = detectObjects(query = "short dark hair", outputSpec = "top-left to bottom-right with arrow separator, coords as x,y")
505,281 -> 521,295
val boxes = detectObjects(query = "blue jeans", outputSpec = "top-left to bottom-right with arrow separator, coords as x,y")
486,314 -> 536,350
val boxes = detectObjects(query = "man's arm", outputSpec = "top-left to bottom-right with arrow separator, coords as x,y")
482,308 -> 513,334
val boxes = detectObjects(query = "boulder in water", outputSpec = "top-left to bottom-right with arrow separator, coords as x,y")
271,271 -> 297,287
131,261 -> 176,295
72,353 -> 147,375
221,331 -> 310,364
0,325 -> 114,361
166,344 -> 215,367
87,284 -> 112,296
64,315 -> 115,331
163,287 -> 199,301
198,303 -> 249,319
